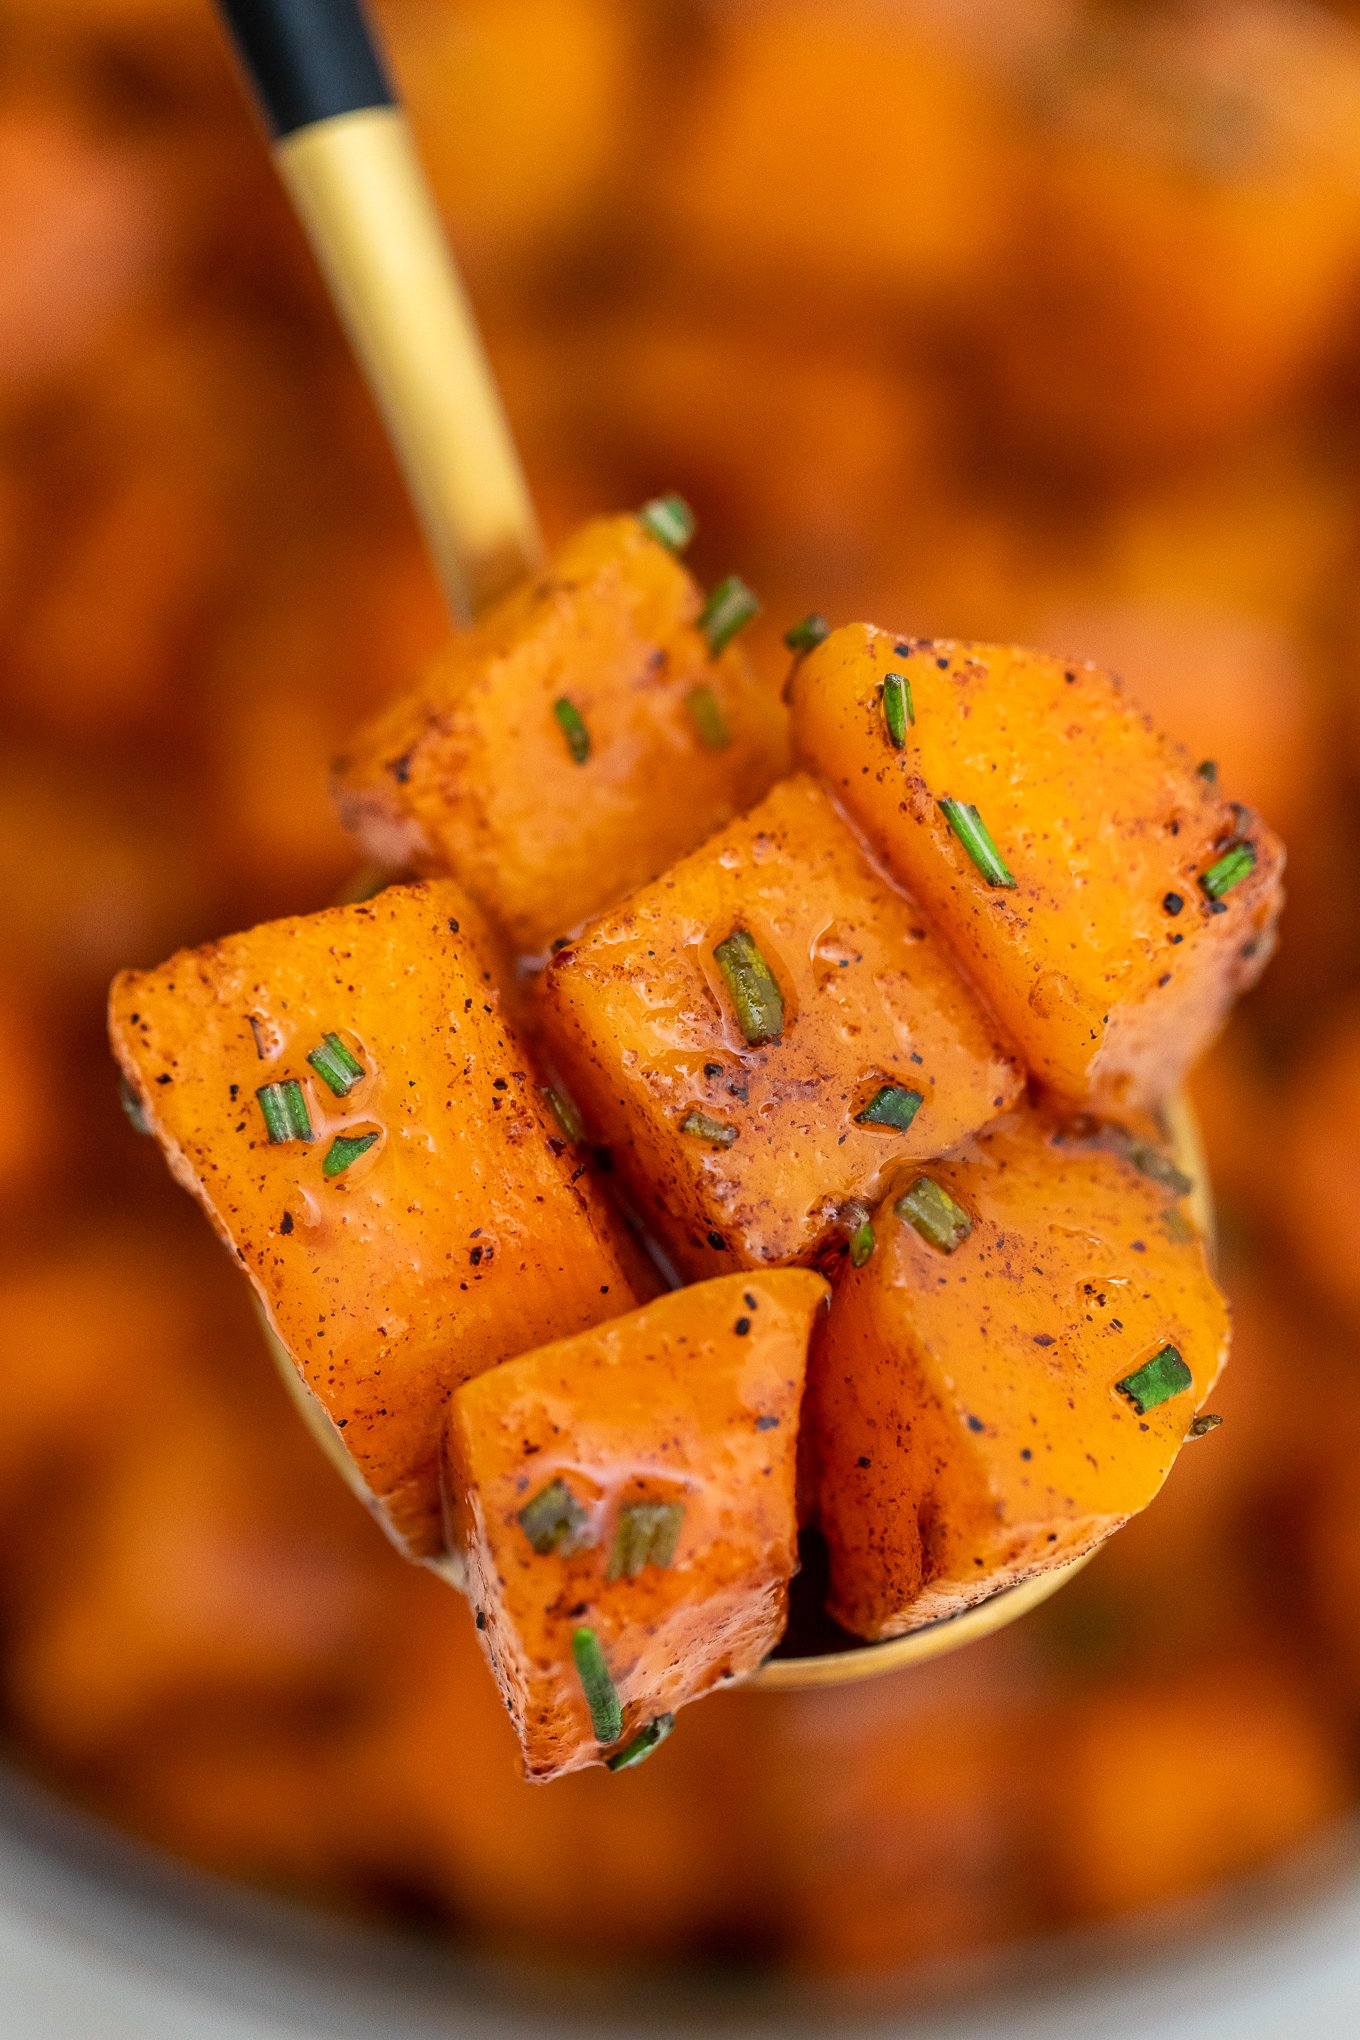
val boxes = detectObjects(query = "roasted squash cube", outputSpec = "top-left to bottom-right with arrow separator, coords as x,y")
331,514 -> 787,956
108,880 -> 640,1560
806,1102 -> 1229,1639
536,773 -> 1022,1277
789,626 -> 1285,1108
446,1269 -> 827,1780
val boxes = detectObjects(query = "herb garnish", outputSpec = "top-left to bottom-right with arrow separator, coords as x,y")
896,1176 -> 973,1253
939,799 -> 1016,888
1200,842 -> 1255,901
698,575 -> 759,657
307,1033 -> 365,1097
323,1131 -> 378,1177
518,1479 -> 591,1556
1116,1344 -> 1192,1414
882,672 -> 913,748
713,926 -> 784,1044
856,1084 -> 923,1131
783,612 -> 829,654
553,697 -> 591,765
638,493 -> 695,551
606,1713 -> 675,1771
257,1079 -> 312,1144
685,684 -> 730,751
607,1500 -> 685,1580
681,1110 -> 737,1148
572,1627 -> 623,1745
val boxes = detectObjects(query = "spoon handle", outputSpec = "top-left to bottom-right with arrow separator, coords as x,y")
215,0 -> 543,622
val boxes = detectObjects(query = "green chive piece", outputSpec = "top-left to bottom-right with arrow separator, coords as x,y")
306,1032 -> 364,1098
553,697 -> 591,765
572,1627 -> 623,1745
118,1075 -> 150,1136
896,1175 -> 973,1253
607,1500 -> 685,1581
849,1218 -> 876,1268
257,1079 -> 312,1144
783,612 -> 829,655
1200,841 -> 1256,901
685,684 -> 730,751
713,926 -> 784,1044
882,672 -> 913,748
1189,1412 -> 1223,1438
322,1131 -> 378,1178
543,1086 -> 584,1144
856,1084 -> 924,1132
606,1713 -> 675,1771
638,492 -> 695,551
938,798 -> 1016,889
698,574 -> 760,657
1116,1344 -> 1193,1415
681,1109 -> 737,1148
517,1478 -> 591,1557
1196,759 -> 1219,783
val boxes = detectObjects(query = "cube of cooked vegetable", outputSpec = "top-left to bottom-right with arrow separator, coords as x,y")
446,1269 -> 828,1779
108,880 -> 641,1560
331,513 -> 788,957
536,773 -> 1022,1277
806,1102 -> 1229,1639
789,626 -> 1285,1108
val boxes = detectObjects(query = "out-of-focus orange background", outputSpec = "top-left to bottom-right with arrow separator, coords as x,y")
6,0 -> 1360,1997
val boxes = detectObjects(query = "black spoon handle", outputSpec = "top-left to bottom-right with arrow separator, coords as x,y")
216,0 -> 393,139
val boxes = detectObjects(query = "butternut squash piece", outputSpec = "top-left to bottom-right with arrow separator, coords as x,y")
789,626 -> 1285,1107
446,1269 -> 827,1780
108,880 -> 640,1559
806,1102 -> 1229,1639
331,513 -> 787,956
537,773 -> 1021,1278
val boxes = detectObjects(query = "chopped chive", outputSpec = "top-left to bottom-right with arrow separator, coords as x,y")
606,1713 -> 675,1771
1189,1412 -> 1223,1438
118,1075 -> 150,1135
607,1500 -> 685,1581
306,1032 -> 364,1097
697,575 -> 760,657
1196,759 -> 1219,783
938,798 -> 1016,889
685,684 -> 730,751
1162,1206 -> 1195,1244
248,1014 -> 269,1059
638,492 -> 695,551
856,1084 -> 924,1132
849,1217 -> 876,1267
896,1175 -> 973,1253
681,1109 -> 737,1148
256,1079 -> 312,1144
553,697 -> 591,765
543,1086 -> 584,1143
517,1478 -> 591,1556
1116,1344 -> 1193,1415
882,672 -> 913,748
1200,841 -> 1255,901
713,926 -> 784,1044
572,1626 -> 623,1745
783,612 -> 829,655
323,1130 -> 379,1177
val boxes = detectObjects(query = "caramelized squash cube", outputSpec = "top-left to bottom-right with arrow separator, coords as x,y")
108,880 -> 640,1559
806,1103 -> 1229,1639
537,773 -> 1021,1277
789,626 -> 1285,1107
332,514 -> 787,956
446,1269 -> 827,1779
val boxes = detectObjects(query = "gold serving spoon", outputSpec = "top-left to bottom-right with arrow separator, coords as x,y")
217,0 -> 1215,1692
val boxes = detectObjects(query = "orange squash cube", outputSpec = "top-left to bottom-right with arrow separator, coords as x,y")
536,772 -> 1022,1278
789,625 -> 1285,1108
108,880 -> 640,1560
331,513 -> 787,957
806,1102 -> 1230,1639
446,1269 -> 827,1780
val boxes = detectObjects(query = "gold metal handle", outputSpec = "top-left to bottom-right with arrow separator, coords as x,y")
276,106 -> 542,622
